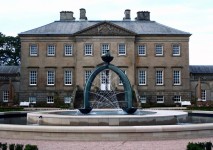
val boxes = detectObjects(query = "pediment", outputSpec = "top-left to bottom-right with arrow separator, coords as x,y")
74,21 -> 136,36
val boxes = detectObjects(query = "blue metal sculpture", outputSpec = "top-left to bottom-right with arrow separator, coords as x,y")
79,50 -> 137,114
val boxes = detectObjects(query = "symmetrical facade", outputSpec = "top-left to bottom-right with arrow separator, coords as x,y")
18,9 -> 192,106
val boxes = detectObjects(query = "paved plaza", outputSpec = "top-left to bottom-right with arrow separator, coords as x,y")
0,137 -> 212,150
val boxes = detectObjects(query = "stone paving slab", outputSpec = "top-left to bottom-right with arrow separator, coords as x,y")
0,137 -> 212,150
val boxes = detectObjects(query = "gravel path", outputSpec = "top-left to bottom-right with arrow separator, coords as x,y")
0,137 -> 212,150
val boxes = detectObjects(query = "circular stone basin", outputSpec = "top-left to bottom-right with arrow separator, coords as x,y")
27,109 -> 188,126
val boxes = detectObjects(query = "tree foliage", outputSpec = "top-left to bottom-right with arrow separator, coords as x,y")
0,32 -> 21,66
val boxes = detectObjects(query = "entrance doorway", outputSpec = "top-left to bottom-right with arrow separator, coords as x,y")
100,70 -> 111,90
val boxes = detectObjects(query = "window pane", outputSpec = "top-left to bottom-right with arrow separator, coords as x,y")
47,45 -> 55,56
84,44 -> 92,55
173,45 -> 180,56
85,70 -> 92,84
201,90 -> 206,101
173,70 -> 181,85
47,71 -> 55,85
102,44 -> 109,55
140,96 -> 146,103
47,96 -> 54,103
156,96 -> 164,103
156,70 -> 163,85
30,44 -> 38,56
138,70 -> 146,85
29,96 -> 36,103
3,91 -> 9,102
173,95 -> 181,103
29,71 -> 37,85
64,70 -> 72,85
138,45 -> 146,56
155,45 -> 163,55
118,44 -> 126,55
64,45 -> 72,56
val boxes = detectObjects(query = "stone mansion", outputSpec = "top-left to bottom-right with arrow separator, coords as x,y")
1,9 -> 212,106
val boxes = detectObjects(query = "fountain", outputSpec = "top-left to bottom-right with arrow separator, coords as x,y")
27,50 -> 187,126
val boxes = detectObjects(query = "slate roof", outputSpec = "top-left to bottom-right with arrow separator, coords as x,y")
19,20 -> 191,36
189,65 -> 213,74
0,66 -> 20,75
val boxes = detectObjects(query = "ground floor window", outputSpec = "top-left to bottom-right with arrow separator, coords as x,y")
156,95 -> 164,103
201,90 -> 206,101
64,96 -> 72,104
119,70 -> 126,85
139,96 -> 146,103
3,91 -> 9,102
85,70 -> 92,84
47,96 -> 54,104
173,95 -> 181,103
29,96 -> 37,104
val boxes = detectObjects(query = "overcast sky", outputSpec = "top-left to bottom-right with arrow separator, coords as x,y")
1,0 -> 212,65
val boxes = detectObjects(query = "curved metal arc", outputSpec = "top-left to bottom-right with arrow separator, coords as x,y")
83,64 -> 132,109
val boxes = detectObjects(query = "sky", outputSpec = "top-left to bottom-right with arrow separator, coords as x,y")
1,0 -> 212,65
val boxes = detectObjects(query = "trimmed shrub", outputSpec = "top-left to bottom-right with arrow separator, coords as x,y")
9,143 -> 15,150
187,142 -> 212,150
15,144 -> 24,150
24,144 -> 38,150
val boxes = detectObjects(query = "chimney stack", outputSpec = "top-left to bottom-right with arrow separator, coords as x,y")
123,9 -> 131,21
135,11 -> 150,21
60,11 -> 75,21
80,8 -> 87,21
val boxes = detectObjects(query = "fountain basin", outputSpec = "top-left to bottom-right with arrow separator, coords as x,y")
27,109 -> 187,126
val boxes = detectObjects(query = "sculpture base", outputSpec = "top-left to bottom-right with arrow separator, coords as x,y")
122,107 -> 138,114
78,108 -> 93,114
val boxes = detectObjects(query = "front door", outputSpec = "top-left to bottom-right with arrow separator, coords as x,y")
100,70 -> 111,90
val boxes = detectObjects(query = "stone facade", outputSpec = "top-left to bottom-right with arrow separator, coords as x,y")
0,66 -> 20,105
18,9 -> 192,106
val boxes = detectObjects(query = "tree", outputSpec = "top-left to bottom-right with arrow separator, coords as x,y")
0,32 -> 21,66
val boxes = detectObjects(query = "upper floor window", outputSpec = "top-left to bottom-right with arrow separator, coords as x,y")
84,44 -> 93,56
47,45 -> 55,56
47,70 -> 55,85
3,91 -> 9,102
29,70 -> 37,85
29,96 -> 36,104
118,43 -> 126,55
64,70 -> 72,85
156,95 -> 164,103
64,45 -> 73,56
85,70 -> 92,84
173,70 -> 181,85
172,44 -> 180,56
155,44 -> 163,56
138,45 -> 146,56
156,70 -> 163,85
138,70 -> 146,85
101,44 -> 109,55
30,44 -> 38,56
